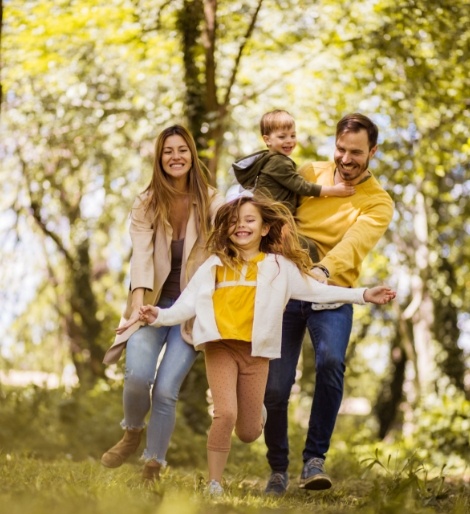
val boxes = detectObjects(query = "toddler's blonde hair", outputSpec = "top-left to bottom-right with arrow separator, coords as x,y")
260,110 -> 295,136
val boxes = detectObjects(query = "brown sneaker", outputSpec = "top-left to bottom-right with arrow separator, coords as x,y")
101,429 -> 143,468
142,460 -> 162,481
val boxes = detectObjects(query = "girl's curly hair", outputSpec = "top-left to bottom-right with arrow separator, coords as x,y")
207,192 -> 314,274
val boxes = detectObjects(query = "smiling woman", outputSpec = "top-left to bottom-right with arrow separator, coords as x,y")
100,125 -> 223,481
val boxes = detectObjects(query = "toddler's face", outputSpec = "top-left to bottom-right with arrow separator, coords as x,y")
263,127 -> 297,157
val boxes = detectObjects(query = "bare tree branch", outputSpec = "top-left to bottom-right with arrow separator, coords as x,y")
243,58 -> 314,103
130,0 -> 174,31
222,0 -> 264,108
18,157 -> 74,266
203,0 -> 217,111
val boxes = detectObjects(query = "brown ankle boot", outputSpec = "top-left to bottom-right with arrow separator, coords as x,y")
101,429 -> 143,468
142,460 -> 162,481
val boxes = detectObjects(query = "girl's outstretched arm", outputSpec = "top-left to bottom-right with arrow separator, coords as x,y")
286,258 -> 395,306
363,286 -> 396,304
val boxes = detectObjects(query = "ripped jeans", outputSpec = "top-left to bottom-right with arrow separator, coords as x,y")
122,297 -> 198,464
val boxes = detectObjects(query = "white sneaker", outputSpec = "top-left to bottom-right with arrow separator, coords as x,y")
206,479 -> 224,497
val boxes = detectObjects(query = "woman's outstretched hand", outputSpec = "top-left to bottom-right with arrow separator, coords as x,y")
115,307 -> 141,334
139,305 -> 159,324
364,286 -> 396,305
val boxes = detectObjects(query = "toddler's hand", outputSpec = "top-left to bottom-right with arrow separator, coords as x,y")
334,182 -> 355,197
139,305 -> 159,324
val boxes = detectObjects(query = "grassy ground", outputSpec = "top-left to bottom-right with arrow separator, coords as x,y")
1,385 -> 469,513
1,451 -> 468,514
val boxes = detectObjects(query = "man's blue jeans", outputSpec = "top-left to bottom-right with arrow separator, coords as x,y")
264,299 -> 353,472
122,297 -> 198,464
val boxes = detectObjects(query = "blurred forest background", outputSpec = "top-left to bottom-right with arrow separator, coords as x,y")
1,0 -> 469,479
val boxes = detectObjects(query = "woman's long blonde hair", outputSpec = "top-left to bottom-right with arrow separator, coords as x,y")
207,193 -> 314,274
142,125 -> 214,239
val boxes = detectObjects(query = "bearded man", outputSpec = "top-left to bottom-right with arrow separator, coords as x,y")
263,113 -> 394,495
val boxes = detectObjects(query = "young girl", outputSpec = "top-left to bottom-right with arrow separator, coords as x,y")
139,194 -> 395,495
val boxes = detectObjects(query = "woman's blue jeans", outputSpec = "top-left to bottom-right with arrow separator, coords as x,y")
122,297 -> 198,464
263,299 -> 353,472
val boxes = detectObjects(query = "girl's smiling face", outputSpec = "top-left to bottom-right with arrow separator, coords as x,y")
229,202 -> 270,259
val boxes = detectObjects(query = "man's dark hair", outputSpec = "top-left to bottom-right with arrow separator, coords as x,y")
336,113 -> 378,149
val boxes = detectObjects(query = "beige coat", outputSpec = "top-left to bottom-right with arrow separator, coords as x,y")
103,188 -> 224,364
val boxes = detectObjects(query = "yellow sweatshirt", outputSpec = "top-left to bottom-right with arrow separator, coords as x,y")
212,253 -> 266,342
296,161 -> 394,287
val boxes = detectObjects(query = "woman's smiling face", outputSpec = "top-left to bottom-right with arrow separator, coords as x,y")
161,134 -> 192,181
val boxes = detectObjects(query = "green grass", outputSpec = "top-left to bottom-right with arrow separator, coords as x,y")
1,451 -> 468,514
1,385 -> 469,513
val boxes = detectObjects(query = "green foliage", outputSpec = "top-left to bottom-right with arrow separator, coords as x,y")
405,393 -> 470,465
330,393 -> 470,477
360,449 -> 451,513
2,0 -> 470,454
0,382 -> 123,459
0,381 -> 208,466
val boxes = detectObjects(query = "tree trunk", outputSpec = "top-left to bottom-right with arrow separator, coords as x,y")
65,239 -> 106,389
177,0 -> 264,186
29,195 -> 105,389
433,259 -> 467,396
374,335 -> 407,439
178,0 -> 206,143
402,192 -> 436,396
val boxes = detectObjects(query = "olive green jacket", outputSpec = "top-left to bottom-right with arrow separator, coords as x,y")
232,150 -> 322,213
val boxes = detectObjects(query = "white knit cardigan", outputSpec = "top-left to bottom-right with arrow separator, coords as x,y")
151,254 -> 367,359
